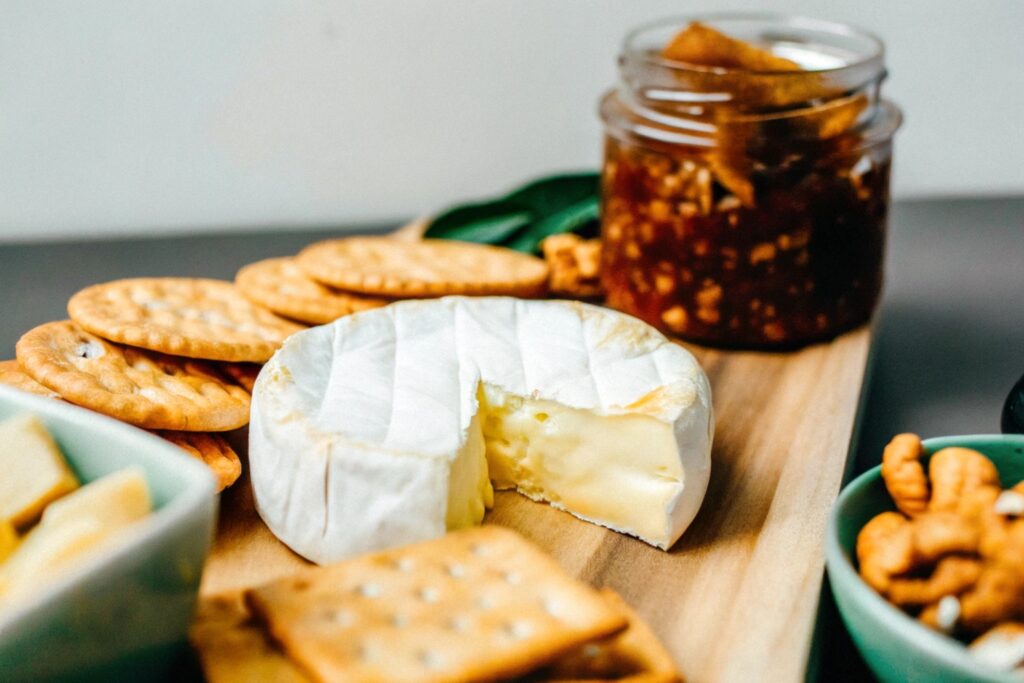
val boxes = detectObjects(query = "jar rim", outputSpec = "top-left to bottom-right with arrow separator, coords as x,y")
599,92 -> 902,151
623,12 -> 886,77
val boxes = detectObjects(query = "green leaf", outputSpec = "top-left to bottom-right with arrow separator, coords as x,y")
423,171 -> 601,253
504,195 -> 600,253
424,201 -> 533,244
503,172 -> 600,215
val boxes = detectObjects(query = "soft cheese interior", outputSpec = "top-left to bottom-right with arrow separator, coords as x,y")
443,410 -> 493,530
471,383 -> 683,546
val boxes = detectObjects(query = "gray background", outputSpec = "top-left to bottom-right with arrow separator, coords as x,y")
2,1 -> 1023,241
856,198 -> 1023,463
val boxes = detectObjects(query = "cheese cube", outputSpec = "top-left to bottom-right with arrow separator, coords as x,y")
0,521 -> 18,564
0,414 -> 79,528
41,467 -> 151,529
0,468 -> 151,601
0,519 -> 105,599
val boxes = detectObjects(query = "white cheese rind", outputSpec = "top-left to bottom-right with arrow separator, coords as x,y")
250,297 -> 713,564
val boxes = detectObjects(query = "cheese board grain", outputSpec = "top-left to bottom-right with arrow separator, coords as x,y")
200,325 -> 872,683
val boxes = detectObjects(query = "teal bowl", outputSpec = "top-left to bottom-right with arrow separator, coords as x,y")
826,434 -> 1024,683
0,386 -> 218,682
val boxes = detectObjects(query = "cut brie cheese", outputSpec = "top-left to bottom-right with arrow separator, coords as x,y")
478,383 -> 688,544
0,414 -> 79,529
250,297 -> 713,564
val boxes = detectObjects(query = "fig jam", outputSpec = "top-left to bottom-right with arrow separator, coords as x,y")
599,16 -> 901,348
601,137 -> 892,346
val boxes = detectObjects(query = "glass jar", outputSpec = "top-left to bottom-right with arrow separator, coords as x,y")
599,14 -> 902,348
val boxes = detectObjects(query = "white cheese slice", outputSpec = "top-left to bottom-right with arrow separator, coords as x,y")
250,297 -> 713,564
0,414 -> 79,529
40,467 -> 151,529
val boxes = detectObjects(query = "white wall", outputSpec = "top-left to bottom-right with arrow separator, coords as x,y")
1,1 -> 1022,241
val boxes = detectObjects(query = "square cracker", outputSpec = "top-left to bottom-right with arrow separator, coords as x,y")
190,591 -> 310,683
246,526 -> 627,683
527,589 -> 681,683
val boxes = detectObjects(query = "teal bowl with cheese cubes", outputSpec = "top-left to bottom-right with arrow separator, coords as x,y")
0,385 -> 217,682
825,434 -> 1024,683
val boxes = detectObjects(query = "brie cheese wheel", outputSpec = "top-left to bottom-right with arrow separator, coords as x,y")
250,297 -> 713,564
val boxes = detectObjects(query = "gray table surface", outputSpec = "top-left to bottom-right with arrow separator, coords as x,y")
0,196 -> 1021,680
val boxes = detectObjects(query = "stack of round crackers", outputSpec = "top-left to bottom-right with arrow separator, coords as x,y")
5,279 -> 304,492
236,235 -> 550,324
1,234 -> 550,493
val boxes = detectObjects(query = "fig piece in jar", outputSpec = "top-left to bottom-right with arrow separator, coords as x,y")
660,22 -> 869,208
660,22 -> 836,110
662,21 -> 802,72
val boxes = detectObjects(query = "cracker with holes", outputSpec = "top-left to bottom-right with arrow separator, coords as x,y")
156,431 -> 242,491
296,236 -> 550,298
67,278 -> 304,362
529,588 -> 680,683
16,321 -> 250,431
191,591 -> 311,683
0,360 -> 61,398
246,526 -> 627,683
236,257 -> 390,325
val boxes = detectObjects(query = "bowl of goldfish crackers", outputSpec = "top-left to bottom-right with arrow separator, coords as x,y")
827,433 -> 1024,683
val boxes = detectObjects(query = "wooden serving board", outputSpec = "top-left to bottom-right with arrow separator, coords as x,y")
200,326 -> 872,683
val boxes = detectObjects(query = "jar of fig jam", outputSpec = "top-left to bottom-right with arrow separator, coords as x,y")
599,15 -> 901,348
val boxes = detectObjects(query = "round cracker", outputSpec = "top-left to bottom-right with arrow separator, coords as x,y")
0,359 -> 61,398
220,362 -> 262,394
16,320 -> 251,431
67,278 -> 305,362
235,258 -> 390,325
156,431 -> 242,492
296,237 -> 550,297
3,355 -> 242,489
